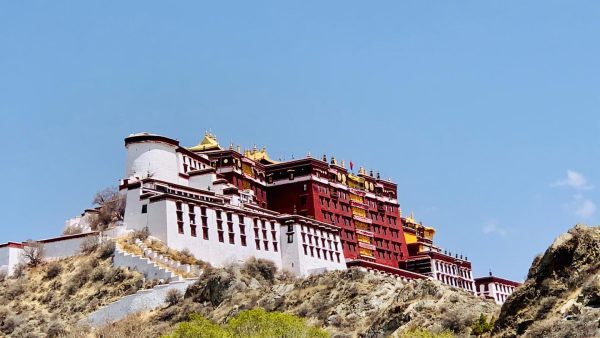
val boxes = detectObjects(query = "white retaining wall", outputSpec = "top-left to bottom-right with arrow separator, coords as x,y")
84,278 -> 197,327
42,234 -> 96,261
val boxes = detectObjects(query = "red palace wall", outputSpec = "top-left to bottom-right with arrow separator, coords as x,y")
202,151 -> 411,274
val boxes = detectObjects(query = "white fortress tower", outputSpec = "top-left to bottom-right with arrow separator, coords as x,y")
125,133 -> 185,185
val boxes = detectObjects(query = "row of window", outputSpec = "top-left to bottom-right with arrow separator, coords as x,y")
182,155 -> 207,173
438,274 -> 474,290
300,231 -> 339,251
375,248 -> 402,261
435,261 -> 472,280
174,202 -> 279,252
494,283 -> 516,294
299,224 -> 335,240
301,244 -> 341,262
319,196 -> 398,216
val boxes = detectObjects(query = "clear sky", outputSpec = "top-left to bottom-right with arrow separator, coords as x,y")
1,1 -> 599,281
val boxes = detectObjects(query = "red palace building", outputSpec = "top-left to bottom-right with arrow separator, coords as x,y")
189,133 -> 422,279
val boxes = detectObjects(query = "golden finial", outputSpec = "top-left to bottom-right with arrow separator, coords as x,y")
237,145 -> 241,153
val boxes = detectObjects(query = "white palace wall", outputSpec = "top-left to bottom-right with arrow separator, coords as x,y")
40,233 -> 97,261
159,200 -> 283,269
125,141 -> 181,184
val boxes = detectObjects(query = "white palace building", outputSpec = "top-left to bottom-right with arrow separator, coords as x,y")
0,133 -> 347,277
120,133 -> 347,276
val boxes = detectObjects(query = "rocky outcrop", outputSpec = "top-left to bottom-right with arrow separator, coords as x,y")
158,264 -> 498,337
493,224 -> 600,338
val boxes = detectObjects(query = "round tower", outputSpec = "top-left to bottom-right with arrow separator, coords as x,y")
124,133 -> 180,183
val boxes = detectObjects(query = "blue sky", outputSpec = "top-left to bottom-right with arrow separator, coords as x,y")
1,1 -> 599,281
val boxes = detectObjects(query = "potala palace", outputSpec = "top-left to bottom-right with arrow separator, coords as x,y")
0,132 -> 519,307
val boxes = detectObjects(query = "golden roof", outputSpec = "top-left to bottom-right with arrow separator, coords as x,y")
188,132 -> 222,152
244,146 -> 278,165
404,212 -> 436,232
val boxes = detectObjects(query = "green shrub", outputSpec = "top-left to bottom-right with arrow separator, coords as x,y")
164,313 -> 229,338
163,309 -> 329,338
396,329 -> 455,338
471,314 -> 493,336
227,308 -> 328,338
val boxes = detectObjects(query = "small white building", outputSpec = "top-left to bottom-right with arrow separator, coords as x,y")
0,232 -> 99,276
475,274 -> 521,305
0,242 -> 25,276
121,133 -> 347,277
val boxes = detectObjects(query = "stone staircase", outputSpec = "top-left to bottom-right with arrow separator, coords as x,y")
114,244 -> 184,282
134,238 -> 202,276
83,277 -> 198,327
83,240 -> 206,326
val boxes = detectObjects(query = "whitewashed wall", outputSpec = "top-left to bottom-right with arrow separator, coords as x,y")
281,223 -> 346,277
85,279 -> 196,327
160,201 -> 283,269
41,234 -> 97,260
123,186 -> 149,232
125,141 -> 181,184
0,246 -> 26,276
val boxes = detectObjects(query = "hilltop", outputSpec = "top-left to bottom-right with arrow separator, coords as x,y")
493,224 -> 600,338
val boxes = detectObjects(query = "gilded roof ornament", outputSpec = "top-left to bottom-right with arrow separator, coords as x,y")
188,131 -> 222,152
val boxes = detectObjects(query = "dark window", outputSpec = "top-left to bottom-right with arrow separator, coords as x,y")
141,204 -> 147,214
191,225 -> 197,237
202,227 -> 209,240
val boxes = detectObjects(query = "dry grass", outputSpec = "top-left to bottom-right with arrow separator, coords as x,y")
0,241 -> 145,337
144,238 -> 207,267
92,312 -> 169,338
117,238 -> 144,256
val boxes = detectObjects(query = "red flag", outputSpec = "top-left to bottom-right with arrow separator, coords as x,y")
350,161 -> 354,171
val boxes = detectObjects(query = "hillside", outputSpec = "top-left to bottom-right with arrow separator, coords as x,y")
0,241 -> 158,337
0,246 -> 498,337
102,260 -> 498,337
493,224 -> 600,338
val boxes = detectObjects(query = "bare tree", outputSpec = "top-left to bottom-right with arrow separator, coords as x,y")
89,186 -> 126,231
22,240 -> 45,267
63,224 -> 83,235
